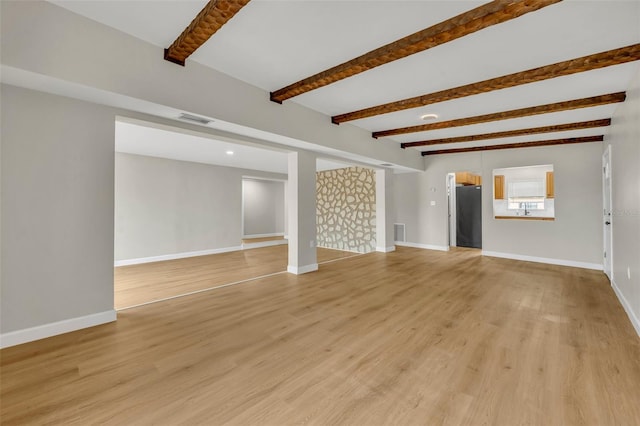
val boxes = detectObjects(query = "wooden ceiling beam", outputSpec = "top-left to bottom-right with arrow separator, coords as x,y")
373,92 -> 625,138
400,118 -> 611,148
164,0 -> 251,66
270,0 -> 561,104
333,43 -> 640,124
421,135 -> 604,156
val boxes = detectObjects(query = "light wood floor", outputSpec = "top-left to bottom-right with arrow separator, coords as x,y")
2,247 -> 640,425
114,245 -> 357,309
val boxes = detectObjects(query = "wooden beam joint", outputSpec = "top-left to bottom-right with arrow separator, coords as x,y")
164,0 -> 251,66
270,0 -> 561,103
334,43 -> 640,124
373,93 -> 625,138
400,118 -> 612,148
421,135 -> 604,156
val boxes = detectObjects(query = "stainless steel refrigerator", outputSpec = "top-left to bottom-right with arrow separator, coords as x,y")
456,185 -> 482,249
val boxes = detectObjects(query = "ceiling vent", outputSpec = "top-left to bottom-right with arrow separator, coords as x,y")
179,113 -> 212,125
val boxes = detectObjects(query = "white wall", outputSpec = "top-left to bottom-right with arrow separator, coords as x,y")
115,154 -> 285,261
242,178 -> 285,237
606,67 -> 640,336
1,84 -> 116,334
394,143 -> 603,267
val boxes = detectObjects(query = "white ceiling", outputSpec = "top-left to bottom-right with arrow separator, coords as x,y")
115,120 -> 351,174
52,0 -> 640,155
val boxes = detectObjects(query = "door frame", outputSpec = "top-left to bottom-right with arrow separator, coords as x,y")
447,173 -> 457,247
602,145 -> 613,281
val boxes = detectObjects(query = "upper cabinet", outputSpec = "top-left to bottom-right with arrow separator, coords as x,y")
494,175 -> 505,199
456,172 -> 482,186
546,171 -> 554,198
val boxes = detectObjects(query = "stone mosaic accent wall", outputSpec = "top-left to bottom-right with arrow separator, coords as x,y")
316,167 -> 376,253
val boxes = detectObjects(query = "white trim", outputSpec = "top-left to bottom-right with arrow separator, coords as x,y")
611,280 -> 640,338
242,232 -> 285,239
114,246 -> 242,266
287,263 -> 319,275
376,246 -> 396,253
395,241 -> 450,252
242,239 -> 288,250
482,250 -> 603,270
0,310 -> 117,349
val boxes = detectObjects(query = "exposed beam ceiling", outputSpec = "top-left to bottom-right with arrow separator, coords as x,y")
401,118 -> 611,149
51,1 -> 640,163
373,92 -> 626,138
164,0 -> 251,66
421,135 -> 604,156
270,0 -> 561,104
333,44 -> 640,124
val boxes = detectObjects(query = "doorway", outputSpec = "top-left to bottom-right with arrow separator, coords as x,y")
603,145 -> 613,280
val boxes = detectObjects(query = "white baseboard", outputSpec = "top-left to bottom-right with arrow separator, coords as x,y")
115,246 -> 242,266
611,279 -> 640,338
287,263 -> 319,275
242,233 -> 285,239
0,310 -> 117,349
242,239 -> 288,250
395,241 -> 450,252
481,250 -> 603,271
376,246 -> 396,253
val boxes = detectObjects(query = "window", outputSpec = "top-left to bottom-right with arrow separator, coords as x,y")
492,165 -> 554,219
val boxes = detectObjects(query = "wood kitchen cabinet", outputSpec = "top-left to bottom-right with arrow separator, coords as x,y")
546,171 -> 554,198
456,172 -> 481,186
494,175 -> 505,199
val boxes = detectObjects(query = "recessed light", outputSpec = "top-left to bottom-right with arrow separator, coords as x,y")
420,113 -> 439,121
226,150 -> 234,156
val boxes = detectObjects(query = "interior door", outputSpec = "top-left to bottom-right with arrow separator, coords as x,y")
603,145 -> 613,280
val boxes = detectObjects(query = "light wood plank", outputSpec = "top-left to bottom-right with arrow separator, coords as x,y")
2,247 -> 639,425
115,245 -> 356,309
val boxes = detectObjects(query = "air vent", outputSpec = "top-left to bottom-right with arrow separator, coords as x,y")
380,163 -> 394,167
394,223 -> 406,242
179,113 -> 212,125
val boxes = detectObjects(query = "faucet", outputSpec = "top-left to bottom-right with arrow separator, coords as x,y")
521,203 -> 531,216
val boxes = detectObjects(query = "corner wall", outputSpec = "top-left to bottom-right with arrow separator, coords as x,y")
606,67 -> 640,337
316,167 -> 376,253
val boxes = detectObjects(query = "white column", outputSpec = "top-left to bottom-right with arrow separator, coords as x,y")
376,169 -> 396,253
287,151 -> 318,274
